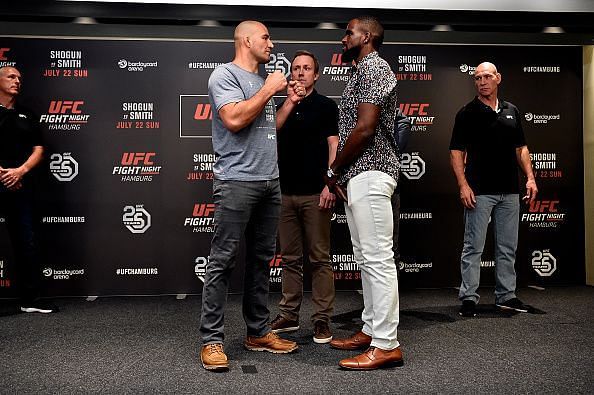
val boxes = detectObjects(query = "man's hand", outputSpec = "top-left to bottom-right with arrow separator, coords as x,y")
523,179 -> 538,204
324,173 -> 347,202
286,80 -> 305,104
459,184 -> 476,209
0,166 -> 26,189
319,185 -> 336,209
264,70 -> 288,95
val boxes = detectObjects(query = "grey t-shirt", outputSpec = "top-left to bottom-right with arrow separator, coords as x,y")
208,62 -> 279,181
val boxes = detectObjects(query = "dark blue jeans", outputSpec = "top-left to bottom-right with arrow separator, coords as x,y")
200,179 -> 281,344
0,185 -> 39,303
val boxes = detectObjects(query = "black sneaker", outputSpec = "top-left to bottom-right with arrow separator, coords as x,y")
313,321 -> 333,344
269,314 -> 299,333
496,297 -> 528,313
20,301 -> 59,314
459,300 -> 477,317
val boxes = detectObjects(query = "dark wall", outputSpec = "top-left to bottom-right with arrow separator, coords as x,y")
0,32 -> 584,296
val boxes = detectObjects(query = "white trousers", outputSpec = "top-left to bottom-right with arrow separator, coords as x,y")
344,170 -> 400,350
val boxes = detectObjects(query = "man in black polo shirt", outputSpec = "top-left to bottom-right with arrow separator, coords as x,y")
0,66 -> 54,313
449,61 -> 538,317
270,50 -> 339,344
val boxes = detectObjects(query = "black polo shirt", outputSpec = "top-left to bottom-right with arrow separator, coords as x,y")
0,104 -> 43,169
449,97 -> 526,195
277,90 -> 338,195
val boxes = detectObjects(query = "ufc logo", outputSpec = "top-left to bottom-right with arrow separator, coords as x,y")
193,203 -> 215,217
331,54 -> 347,66
121,152 -> 155,166
0,48 -> 9,60
48,100 -> 84,114
529,200 -> 559,213
399,103 -> 429,116
194,103 -> 212,120
269,254 -> 282,267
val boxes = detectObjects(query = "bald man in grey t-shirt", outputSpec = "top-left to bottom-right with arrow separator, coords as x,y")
199,20 -> 301,372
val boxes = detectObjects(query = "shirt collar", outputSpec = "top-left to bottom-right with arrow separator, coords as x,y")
356,51 -> 379,69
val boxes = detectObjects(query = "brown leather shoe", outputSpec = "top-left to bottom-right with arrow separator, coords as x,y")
339,346 -> 404,370
244,331 -> 298,354
329,331 -> 372,350
200,343 -> 229,371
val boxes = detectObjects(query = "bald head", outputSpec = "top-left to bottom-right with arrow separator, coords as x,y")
234,21 -> 266,43
475,62 -> 498,75
232,20 -> 273,67
473,61 -> 501,99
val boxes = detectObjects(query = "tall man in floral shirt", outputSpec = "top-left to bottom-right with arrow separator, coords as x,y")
325,16 -> 403,370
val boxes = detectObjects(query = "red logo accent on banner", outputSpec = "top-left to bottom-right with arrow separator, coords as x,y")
192,203 -> 215,217
0,48 -> 10,61
399,103 -> 429,116
121,152 -> 156,166
194,104 -> 213,120
529,200 -> 559,213
48,100 -> 84,114
330,53 -> 347,66
269,254 -> 282,267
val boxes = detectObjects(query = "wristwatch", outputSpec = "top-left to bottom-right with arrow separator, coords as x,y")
326,168 -> 337,178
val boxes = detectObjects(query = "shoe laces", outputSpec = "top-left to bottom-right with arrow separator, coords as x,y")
206,344 -> 224,356
270,315 -> 285,326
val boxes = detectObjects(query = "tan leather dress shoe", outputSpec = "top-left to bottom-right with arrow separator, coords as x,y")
201,343 -> 229,371
329,331 -> 372,350
244,331 -> 298,353
339,346 -> 404,370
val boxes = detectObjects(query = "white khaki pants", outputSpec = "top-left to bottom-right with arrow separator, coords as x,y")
344,170 -> 400,350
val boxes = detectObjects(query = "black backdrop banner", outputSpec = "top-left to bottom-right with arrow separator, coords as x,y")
0,37 -> 584,296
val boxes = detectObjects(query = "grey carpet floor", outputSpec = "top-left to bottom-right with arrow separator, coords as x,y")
1,286 -> 593,394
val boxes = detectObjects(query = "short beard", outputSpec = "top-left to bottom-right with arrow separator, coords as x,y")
341,45 -> 360,63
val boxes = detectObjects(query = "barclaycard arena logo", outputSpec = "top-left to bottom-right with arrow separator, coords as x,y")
521,200 -> 566,228
265,52 -> 291,77
113,152 -> 162,182
323,53 -> 351,82
40,100 -> 90,131
530,152 -> 562,179
43,50 -> 87,78
49,152 -> 79,181
330,212 -> 348,224
459,64 -> 477,75
194,256 -> 209,282
43,267 -> 85,280
524,112 -> 560,124
398,103 -> 435,132
400,152 -> 426,180
184,203 -> 215,233
531,249 -> 557,277
123,205 -> 151,234
398,259 -> 433,273
118,59 -> 158,72
187,152 -> 216,181
0,47 -> 16,67
116,102 -> 160,129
